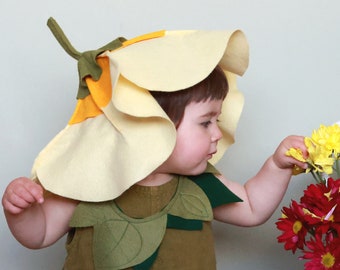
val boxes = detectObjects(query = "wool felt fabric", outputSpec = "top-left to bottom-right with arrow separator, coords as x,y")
69,178 -> 211,269
64,167 -> 242,269
31,17 -> 249,202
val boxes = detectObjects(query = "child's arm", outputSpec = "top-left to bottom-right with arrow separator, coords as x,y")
2,177 -> 78,249
213,135 -> 307,226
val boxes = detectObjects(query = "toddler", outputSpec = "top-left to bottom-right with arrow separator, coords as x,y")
2,18 -> 307,269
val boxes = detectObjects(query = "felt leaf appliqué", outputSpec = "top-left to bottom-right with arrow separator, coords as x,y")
92,216 -> 167,269
179,193 -> 211,218
169,178 -> 213,221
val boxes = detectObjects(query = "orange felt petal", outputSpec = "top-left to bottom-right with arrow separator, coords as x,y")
85,57 -> 112,108
68,57 -> 112,125
122,30 -> 165,47
68,95 -> 102,125
69,31 -> 167,126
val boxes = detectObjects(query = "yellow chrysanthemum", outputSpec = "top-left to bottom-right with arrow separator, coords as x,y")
285,148 -> 306,175
286,148 -> 306,162
310,124 -> 340,155
305,136 -> 335,174
286,124 -> 340,178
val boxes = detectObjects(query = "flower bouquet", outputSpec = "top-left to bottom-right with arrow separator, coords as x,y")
276,123 -> 340,269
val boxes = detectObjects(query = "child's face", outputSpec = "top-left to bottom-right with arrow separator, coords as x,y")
160,98 -> 223,176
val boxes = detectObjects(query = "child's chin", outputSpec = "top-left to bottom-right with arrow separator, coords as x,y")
187,163 -> 207,176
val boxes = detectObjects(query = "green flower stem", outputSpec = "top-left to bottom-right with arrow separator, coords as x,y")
311,170 -> 324,184
335,159 -> 340,178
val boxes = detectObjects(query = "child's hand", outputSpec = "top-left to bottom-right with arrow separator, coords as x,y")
272,135 -> 308,171
2,177 -> 44,215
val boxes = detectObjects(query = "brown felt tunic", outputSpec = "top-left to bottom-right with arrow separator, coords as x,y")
63,177 -> 216,270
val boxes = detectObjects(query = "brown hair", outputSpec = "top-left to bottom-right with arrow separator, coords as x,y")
151,65 -> 228,126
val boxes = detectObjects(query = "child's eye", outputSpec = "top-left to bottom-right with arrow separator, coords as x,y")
201,121 -> 212,128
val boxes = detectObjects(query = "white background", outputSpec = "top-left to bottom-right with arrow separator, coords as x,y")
1,0 -> 340,269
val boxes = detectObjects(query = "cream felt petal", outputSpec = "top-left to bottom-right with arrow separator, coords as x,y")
106,30 -> 248,91
210,72 -> 244,164
32,60 -> 176,201
32,115 -> 123,200
32,103 -> 176,201
31,23 -> 249,202
104,29 -> 248,166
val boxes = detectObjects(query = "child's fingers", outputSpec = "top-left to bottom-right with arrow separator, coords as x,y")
2,178 -> 44,214
273,135 -> 308,170
2,193 -> 29,215
21,178 -> 44,204
288,156 -> 308,170
9,186 -> 36,207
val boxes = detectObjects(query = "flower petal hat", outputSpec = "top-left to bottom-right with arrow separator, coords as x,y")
31,18 -> 249,202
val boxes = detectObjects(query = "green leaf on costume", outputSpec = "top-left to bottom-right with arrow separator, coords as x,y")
93,216 -> 166,269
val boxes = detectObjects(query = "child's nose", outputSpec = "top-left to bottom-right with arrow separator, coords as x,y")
211,125 -> 223,142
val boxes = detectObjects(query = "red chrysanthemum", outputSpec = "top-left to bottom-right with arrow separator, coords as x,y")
278,124 -> 340,267
276,200 -> 308,253
301,178 -> 340,236
303,235 -> 340,270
